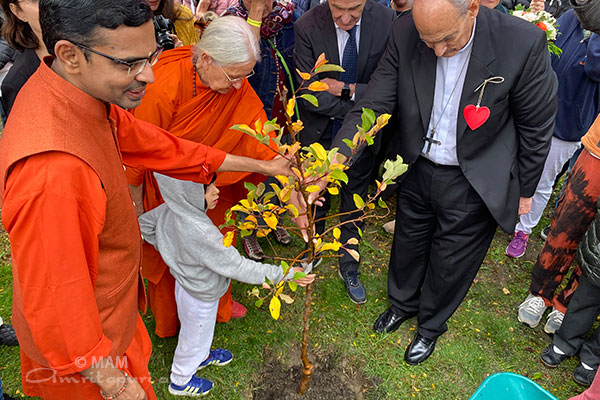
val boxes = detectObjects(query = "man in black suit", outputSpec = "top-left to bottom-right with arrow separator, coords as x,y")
294,0 -> 395,304
332,0 -> 558,364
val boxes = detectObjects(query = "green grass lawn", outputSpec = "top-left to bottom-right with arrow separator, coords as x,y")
0,189 -> 588,399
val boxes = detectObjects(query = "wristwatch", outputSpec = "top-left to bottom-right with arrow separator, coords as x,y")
341,85 -> 351,100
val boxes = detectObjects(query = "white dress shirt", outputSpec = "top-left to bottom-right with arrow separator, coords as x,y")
422,19 -> 477,166
334,20 -> 361,102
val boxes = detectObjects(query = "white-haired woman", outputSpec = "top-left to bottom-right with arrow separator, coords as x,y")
126,13 -> 278,338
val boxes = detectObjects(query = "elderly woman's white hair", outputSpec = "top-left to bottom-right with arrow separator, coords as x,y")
195,15 -> 260,66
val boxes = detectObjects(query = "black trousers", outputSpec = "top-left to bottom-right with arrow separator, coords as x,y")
313,121 -> 379,273
554,274 -> 600,369
388,157 -> 497,339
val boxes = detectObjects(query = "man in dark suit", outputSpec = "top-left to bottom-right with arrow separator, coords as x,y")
294,0 -> 395,304
332,0 -> 558,364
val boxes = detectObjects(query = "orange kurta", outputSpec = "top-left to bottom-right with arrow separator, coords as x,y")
127,46 -> 275,333
0,57 -> 226,398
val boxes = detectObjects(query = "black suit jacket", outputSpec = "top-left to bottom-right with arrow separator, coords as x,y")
333,6 -> 558,233
293,0 -> 395,145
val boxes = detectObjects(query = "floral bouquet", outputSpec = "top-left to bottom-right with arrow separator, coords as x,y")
511,5 -> 562,56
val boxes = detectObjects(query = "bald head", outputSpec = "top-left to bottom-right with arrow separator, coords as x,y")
412,0 -> 479,57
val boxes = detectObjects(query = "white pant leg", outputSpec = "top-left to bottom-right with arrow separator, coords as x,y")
170,281 -> 218,386
516,137 -> 581,234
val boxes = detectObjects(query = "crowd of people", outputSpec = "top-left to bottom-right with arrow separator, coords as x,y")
0,0 -> 598,398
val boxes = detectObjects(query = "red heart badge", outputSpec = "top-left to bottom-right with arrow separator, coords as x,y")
463,105 -> 490,130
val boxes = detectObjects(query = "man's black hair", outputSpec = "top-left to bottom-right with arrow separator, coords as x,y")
39,0 -> 153,56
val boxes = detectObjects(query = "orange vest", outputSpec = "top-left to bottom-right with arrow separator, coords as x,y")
0,59 -> 145,365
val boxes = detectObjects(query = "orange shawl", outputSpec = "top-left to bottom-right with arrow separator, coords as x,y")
127,46 -> 275,283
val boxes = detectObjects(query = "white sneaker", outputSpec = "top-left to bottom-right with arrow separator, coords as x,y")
544,308 -> 565,334
518,294 -> 548,328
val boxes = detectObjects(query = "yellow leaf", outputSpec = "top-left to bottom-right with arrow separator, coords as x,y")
347,249 -> 360,261
315,53 -> 328,70
353,193 -> 365,209
308,81 -> 329,92
222,231 -> 235,247
333,227 -> 341,240
328,186 -> 339,195
310,142 -> 328,161
502,288 -> 510,295
286,204 -> 299,218
244,214 -> 258,224
264,212 -> 278,230
279,293 -> 294,304
296,68 -> 311,81
275,175 -> 289,186
257,228 -> 271,237
254,119 -> 263,134
320,242 -> 342,252
276,283 -> 285,297
286,97 -> 296,117
346,238 -> 359,245
269,296 -> 281,320
367,203 -> 375,210
376,113 -> 391,129
306,185 -> 321,193
234,124 -> 256,135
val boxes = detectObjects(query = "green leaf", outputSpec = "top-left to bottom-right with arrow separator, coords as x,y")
358,227 -> 363,238
353,193 -> 365,209
342,138 -> 357,150
244,182 -> 257,192
294,271 -> 307,280
382,155 -> 409,183
378,197 -> 388,208
255,298 -> 264,308
280,261 -> 290,274
314,64 -> 345,74
288,280 -> 298,292
532,372 -> 543,380
329,169 -> 349,184
362,108 -> 376,131
299,94 -> 318,108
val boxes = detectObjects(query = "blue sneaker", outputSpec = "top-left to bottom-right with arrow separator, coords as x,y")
168,375 -> 213,397
197,348 -> 233,370
338,269 -> 367,304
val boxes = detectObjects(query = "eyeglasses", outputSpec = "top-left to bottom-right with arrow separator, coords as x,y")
214,62 -> 255,84
71,41 -> 163,76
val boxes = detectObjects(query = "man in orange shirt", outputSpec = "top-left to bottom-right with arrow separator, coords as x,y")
0,0 -> 288,398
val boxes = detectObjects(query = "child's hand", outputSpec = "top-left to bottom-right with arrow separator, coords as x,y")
292,267 -> 316,287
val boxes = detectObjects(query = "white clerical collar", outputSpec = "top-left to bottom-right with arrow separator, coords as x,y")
457,17 -> 477,56
335,19 -> 361,31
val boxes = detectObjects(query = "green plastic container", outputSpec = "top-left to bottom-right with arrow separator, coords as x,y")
469,372 -> 559,400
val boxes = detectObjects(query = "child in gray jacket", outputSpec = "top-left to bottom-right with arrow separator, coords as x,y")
139,173 -> 315,397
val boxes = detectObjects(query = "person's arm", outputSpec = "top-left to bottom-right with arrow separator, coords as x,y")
115,107 -> 291,184
331,23 -> 400,158
293,19 -> 356,119
511,30 -> 558,199
1,152 -> 146,398
585,33 -> 600,82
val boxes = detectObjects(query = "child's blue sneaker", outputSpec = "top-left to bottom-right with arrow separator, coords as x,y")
197,348 -> 233,370
168,375 -> 213,397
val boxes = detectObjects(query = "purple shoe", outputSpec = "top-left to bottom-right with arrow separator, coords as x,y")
506,231 -> 529,258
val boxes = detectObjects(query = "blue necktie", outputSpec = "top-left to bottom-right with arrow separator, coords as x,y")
332,26 -> 358,138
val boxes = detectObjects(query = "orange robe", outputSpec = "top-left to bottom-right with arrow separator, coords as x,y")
127,46 -> 275,334
0,57 -> 226,398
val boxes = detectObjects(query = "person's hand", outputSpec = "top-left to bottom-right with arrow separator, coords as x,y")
265,155 -> 293,177
169,34 -> 184,48
291,266 -> 316,287
321,78 -> 344,97
113,376 -> 147,400
195,0 -> 210,19
518,196 -> 532,215
529,0 -> 545,12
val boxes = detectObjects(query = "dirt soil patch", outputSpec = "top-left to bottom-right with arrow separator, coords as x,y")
252,348 -> 376,400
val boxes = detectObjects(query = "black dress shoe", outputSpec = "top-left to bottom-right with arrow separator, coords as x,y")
373,307 -> 411,333
573,363 -> 597,387
540,344 -> 567,368
404,333 -> 436,365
